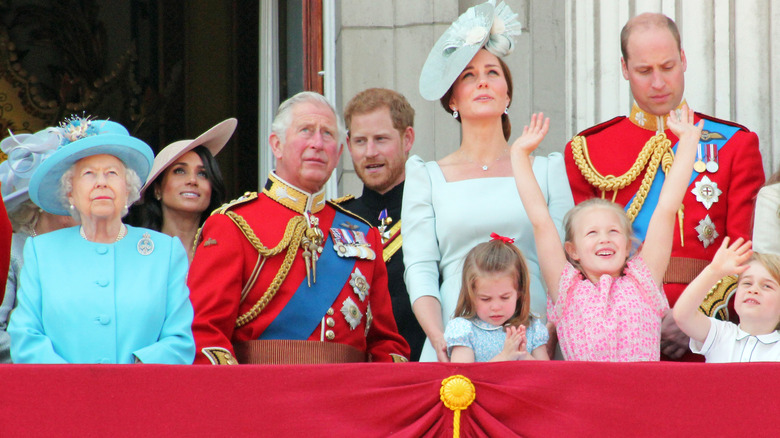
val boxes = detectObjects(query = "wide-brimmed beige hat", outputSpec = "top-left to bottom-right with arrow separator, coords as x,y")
142,118 -> 237,191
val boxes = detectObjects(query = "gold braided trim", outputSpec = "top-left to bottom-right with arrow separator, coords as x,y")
571,133 -> 673,222
192,225 -> 204,255
193,191 -> 259,253
225,210 -> 308,327
699,274 -> 738,321
383,221 -> 403,263
330,194 -> 355,204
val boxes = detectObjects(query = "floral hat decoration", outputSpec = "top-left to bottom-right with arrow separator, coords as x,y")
0,128 -> 62,213
28,115 -> 153,215
418,0 -> 522,101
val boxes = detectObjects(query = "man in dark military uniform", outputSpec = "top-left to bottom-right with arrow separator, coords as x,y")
188,91 -> 409,364
564,13 -> 764,360
339,88 -> 425,361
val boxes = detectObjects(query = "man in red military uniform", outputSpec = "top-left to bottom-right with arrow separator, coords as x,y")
564,13 -> 764,360
188,91 -> 410,364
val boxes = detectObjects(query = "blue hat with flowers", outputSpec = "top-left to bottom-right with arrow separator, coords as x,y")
419,0 -> 522,101
28,116 -> 154,215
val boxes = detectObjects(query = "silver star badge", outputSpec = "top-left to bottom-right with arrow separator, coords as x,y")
691,176 -> 722,210
695,215 -> 719,248
349,268 -> 370,302
340,297 -> 363,330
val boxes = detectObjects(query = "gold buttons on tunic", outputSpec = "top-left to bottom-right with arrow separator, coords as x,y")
326,307 -> 334,316
326,317 -> 335,327
325,330 -> 335,340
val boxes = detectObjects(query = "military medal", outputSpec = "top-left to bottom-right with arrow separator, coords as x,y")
705,143 -> 719,173
364,304 -> 373,337
695,215 -> 719,248
691,176 -> 722,210
301,214 -> 324,286
693,143 -> 707,173
378,209 -> 392,244
330,227 -> 376,260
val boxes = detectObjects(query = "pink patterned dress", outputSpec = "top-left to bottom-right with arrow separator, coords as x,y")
547,256 -> 669,361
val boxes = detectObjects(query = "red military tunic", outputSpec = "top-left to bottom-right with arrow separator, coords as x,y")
0,194 -> 11,303
188,173 -> 410,364
564,103 -> 764,308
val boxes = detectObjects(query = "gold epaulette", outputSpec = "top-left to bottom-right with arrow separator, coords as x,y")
328,199 -> 372,227
212,191 -> 259,215
330,194 -> 355,204
699,274 -> 738,321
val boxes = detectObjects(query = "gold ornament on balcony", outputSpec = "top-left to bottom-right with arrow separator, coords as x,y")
440,374 -> 476,438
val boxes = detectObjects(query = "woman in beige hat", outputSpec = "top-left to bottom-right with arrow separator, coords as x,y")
130,119 -> 235,262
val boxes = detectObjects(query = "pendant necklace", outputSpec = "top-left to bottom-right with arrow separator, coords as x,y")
461,147 -> 508,171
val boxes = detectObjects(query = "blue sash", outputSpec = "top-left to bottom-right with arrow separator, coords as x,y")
629,119 -> 739,240
260,210 -> 363,340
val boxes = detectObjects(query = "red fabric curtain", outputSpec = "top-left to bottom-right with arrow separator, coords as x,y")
0,361 -> 774,437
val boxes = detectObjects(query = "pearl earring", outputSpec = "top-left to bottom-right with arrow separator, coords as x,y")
504,106 -> 509,115
452,109 -> 459,119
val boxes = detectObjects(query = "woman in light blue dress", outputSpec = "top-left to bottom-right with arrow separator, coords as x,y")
405,1 -> 573,362
8,117 -> 195,364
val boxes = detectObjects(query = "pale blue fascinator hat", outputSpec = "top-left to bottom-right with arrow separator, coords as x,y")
0,129 -> 61,213
419,0 -> 522,101
27,116 -> 153,215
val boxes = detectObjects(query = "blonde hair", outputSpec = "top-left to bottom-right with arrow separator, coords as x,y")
8,199 -> 41,235
563,198 -> 640,274
741,252 -> 780,330
453,239 -> 531,327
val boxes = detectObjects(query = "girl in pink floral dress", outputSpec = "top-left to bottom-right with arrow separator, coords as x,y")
509,107 -> 701,361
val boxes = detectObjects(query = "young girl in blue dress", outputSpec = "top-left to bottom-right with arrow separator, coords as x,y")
444,235 -> 550,362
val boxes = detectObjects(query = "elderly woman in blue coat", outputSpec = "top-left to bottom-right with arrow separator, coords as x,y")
8,117 -> 195,364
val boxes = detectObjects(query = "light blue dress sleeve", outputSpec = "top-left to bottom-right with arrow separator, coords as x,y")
525,316 -> 550,353
8,238 -> 67,364
402,155 -> 443,306
444,317 -> 474,357
544,152 -> 574,242
132,238 -> 195,364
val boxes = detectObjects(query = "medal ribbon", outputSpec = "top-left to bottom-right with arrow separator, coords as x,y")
260,210 -> 365,340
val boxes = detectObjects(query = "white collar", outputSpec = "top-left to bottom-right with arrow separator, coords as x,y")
735,326 -> 780,344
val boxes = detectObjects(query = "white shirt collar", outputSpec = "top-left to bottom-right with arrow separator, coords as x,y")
735,326 -> 780,344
